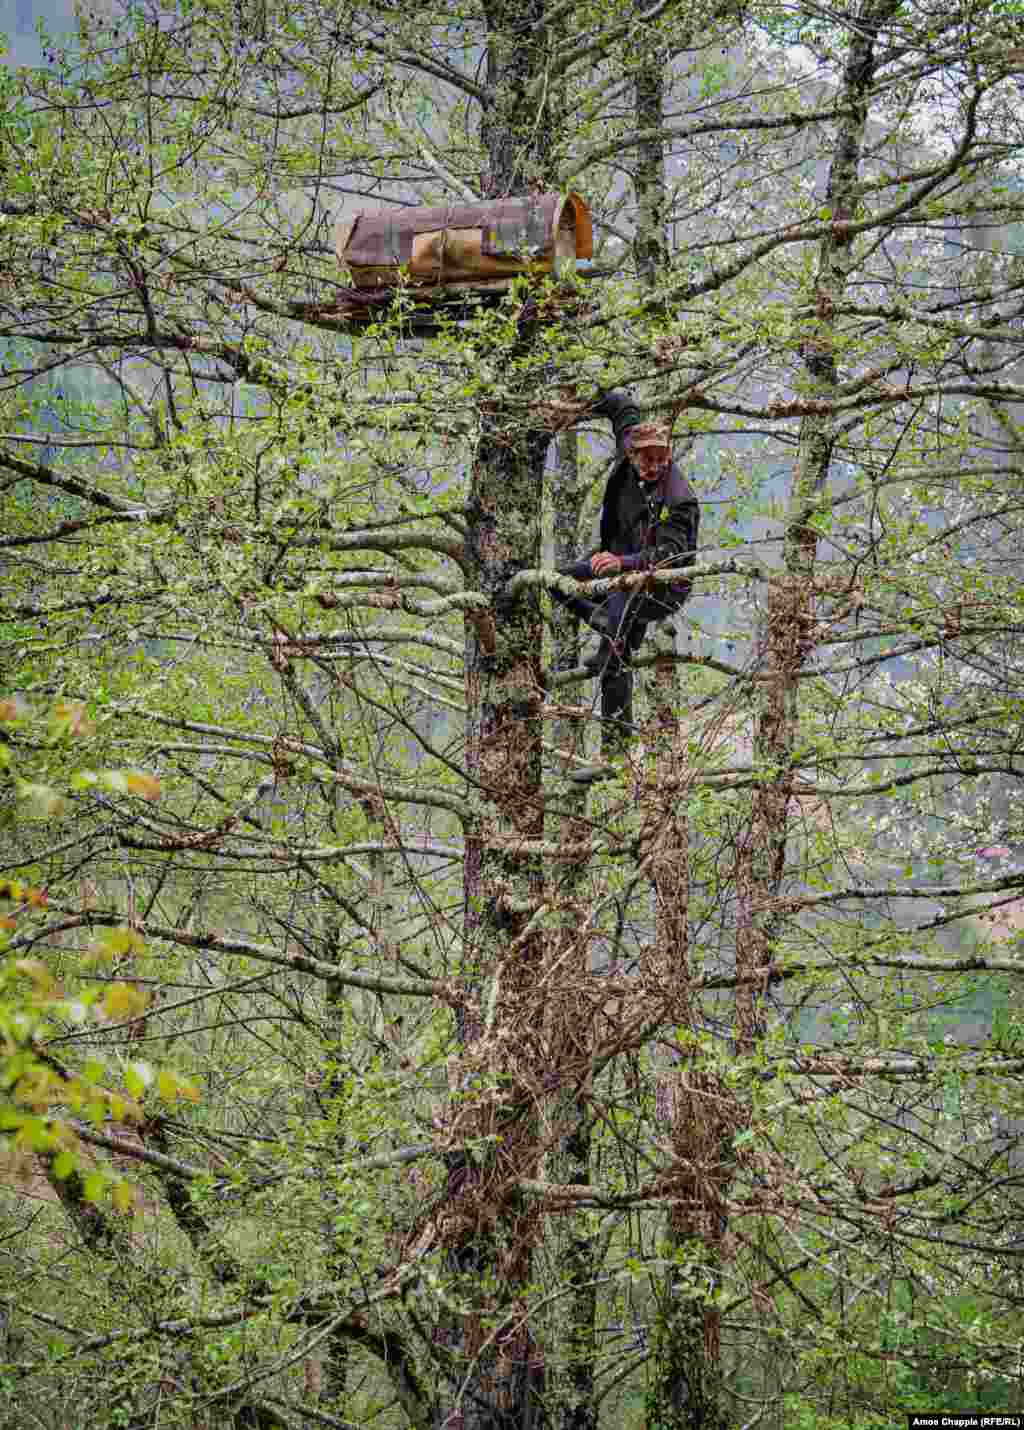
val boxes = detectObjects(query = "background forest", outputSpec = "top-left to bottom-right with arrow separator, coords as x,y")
5,1 -> 1024,1427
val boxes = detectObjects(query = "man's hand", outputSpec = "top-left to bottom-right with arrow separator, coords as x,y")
590,551 -> 623,576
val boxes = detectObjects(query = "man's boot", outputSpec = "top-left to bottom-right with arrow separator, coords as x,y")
565,646 -> 633,785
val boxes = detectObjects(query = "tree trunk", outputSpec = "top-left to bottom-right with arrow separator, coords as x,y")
646,660 -> 731,1430
439,10 -> 559,1423
543,429 -> 600,1430
321,915 -> 350,1407
630,23 -> 731,1426
734,0 -> 900,1031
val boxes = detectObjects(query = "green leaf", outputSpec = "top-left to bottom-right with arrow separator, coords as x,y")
51,1149 -> 76,1179
124,1061 -> 153,1098
82,1171 -> 107,1204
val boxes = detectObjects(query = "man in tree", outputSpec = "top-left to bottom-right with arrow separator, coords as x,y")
550,390 -> 699,778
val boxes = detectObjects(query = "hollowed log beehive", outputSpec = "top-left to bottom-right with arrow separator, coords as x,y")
335,192 -> 592,293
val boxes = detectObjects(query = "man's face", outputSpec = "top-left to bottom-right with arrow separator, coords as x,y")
631,445 -> 670,483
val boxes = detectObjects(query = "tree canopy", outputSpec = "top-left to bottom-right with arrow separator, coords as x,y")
5,1 -> 1024,1427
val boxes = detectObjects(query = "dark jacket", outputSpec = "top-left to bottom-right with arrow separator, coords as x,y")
591,391 -> 699,577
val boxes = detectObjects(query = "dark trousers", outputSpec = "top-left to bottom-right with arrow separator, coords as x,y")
552,551 -> 688,743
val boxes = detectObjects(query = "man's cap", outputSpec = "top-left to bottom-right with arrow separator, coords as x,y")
626,422 -> 671,452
